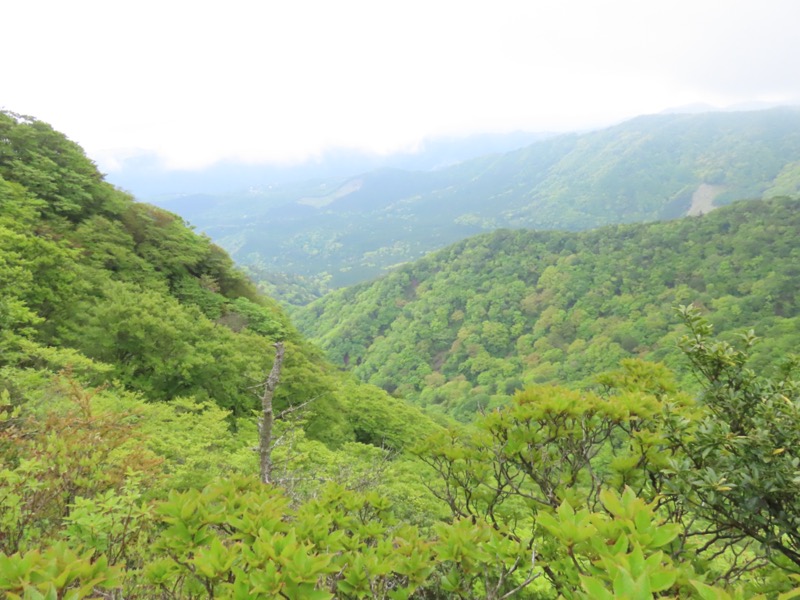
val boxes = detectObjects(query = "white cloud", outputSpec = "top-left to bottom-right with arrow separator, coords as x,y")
3,0 -> 799,169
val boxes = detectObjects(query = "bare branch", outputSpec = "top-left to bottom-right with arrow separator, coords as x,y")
259,342 -> 284,484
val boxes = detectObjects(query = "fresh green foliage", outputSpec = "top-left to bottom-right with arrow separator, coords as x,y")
0,110 -> 437,447
0,543 -> 121,600
296,197 -> 800,418
0,378 -> 161,555
3,111 -> 800,599
665,306 -> 800,570
411,353 -> 800,597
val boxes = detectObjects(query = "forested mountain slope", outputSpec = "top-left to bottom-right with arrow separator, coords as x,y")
159,108 -> 800,292
5,111 -> 800,599
0,109 -> 439,458
295,197 -> 800,419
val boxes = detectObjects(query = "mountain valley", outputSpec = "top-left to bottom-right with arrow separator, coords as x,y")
2,109 -> 800,598
154,108 -> 800,296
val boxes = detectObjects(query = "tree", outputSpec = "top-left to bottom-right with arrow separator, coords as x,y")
259,342 -> 284,484
665,305 -> 800,571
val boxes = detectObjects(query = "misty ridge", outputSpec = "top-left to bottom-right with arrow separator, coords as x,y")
134,106 -> 800,298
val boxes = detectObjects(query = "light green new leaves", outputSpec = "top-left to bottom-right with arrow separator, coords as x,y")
0,543 -> 120,600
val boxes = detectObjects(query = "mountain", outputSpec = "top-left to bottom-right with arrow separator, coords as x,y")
294,197 -> 800,420
103,130 -> 552,199
153,108 -> 800,295
4,112 -> 800,598
0,110 -> 440,451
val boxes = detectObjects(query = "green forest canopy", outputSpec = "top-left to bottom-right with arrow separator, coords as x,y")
295,196 -> 800,420
157,108 -> 800,293
2,111 -> 800,598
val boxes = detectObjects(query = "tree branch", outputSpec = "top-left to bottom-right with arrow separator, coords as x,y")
259,342 -> 284,484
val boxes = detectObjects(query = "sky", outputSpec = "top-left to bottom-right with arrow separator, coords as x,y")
3,0 -> 800,171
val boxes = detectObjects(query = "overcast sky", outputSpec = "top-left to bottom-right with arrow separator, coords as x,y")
3,0 -> 799,170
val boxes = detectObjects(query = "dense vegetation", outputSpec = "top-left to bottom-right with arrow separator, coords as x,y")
3,112 -> 800,598
157,108 -> 800,295
295,197 -> 800,420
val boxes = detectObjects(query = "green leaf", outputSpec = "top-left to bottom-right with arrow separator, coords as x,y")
690,580 -> 731,600
580,576 -> 614,600
649,568 -> 677,593
649,524 -> 679,548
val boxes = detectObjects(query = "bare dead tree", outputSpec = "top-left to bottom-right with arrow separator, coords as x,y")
259,342 -> 284,484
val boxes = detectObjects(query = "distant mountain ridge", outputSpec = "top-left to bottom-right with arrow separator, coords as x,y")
105,130 -> 553,199
153,108 -> 800,293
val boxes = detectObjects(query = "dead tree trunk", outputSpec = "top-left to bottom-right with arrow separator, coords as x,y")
259,342 -> 284,484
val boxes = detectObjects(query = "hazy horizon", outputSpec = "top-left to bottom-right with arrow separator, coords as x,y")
4,1 -> 800,173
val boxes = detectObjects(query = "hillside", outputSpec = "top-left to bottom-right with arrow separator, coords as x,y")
157,108 -> 800,293
295,197 -> 800,419
0,109 -> 440,462
5,111 -> 800,599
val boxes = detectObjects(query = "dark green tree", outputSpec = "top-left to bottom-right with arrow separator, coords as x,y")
665,305 -> 800,571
